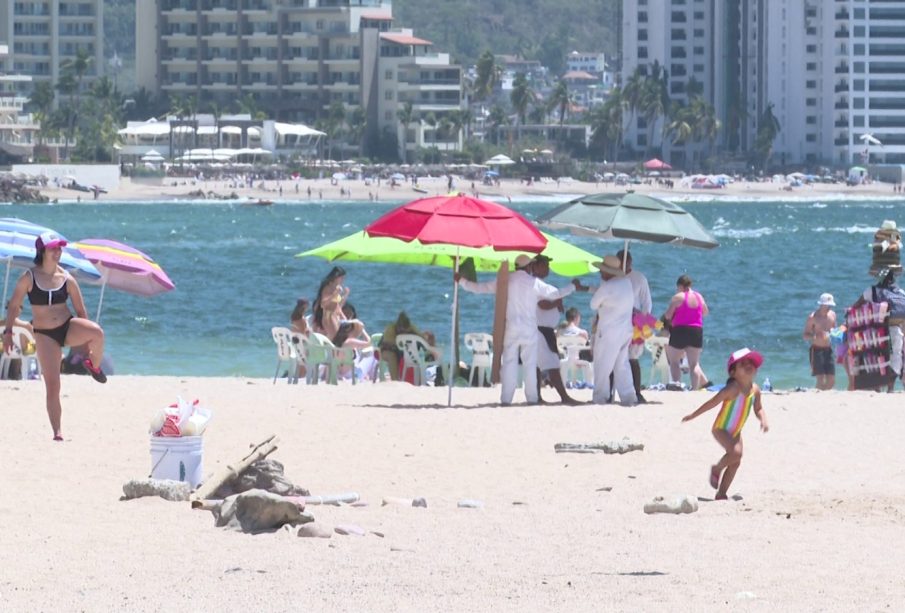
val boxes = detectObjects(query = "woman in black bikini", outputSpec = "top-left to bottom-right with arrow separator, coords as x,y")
2,232 -> 107,441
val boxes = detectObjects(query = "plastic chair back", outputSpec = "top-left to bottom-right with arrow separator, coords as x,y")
644,336 -> 670,386
464,332 -> 493,386
0,326 -> 40,380
270,327 -> 301,384
557,335 -> 592,386
396,333 -> 442,386
369,332 -> 391,382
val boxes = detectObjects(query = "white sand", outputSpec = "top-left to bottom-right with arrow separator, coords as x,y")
1,376 -> 903,610
40,174 -> 902,204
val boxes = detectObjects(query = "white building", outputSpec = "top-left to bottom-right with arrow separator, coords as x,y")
137,0 -> 464,159
622,0 -> 905,168
0,45 -> 38,161
0,0 -> 104,87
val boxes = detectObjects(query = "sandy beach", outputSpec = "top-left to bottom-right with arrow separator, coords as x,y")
2,376 -> 903,611
39,173 -> 903,204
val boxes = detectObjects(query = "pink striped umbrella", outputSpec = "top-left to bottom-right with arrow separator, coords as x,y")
71,238 -> 175,322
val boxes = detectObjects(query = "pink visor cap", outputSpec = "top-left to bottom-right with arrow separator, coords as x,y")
35,231 -> 67,250
726,347 -> 763,373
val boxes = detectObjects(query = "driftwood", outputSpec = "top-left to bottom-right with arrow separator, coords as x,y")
304,492 -> 360,506
554,438 -> 644,454
191,435 -> 279,501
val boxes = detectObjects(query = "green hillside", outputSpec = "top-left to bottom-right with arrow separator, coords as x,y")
392,0 -> 620,73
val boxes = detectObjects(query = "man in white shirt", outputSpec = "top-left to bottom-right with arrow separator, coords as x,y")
457,254 -> 578,405
531,254 -> 579,404
588,254 -> 637,405
618,249 -> 652,402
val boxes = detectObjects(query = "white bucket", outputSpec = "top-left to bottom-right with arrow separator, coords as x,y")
150,436 -> 204,488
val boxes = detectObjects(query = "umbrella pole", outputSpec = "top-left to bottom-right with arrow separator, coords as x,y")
448,249 -> 460,407
2,256 -> 11,305
622,239 -> 629,272
96,278 -> 108,323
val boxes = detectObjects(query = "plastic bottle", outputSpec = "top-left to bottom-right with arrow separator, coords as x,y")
762,377 -> 773,392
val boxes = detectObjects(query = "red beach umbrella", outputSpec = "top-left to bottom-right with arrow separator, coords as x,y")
364,194 -> 547,405
643,158 -> 672,170
364,193 -> 547,252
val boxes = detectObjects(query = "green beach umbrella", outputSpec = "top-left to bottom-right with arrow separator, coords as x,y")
536,192 -> 719,250
296,231 -> 599,276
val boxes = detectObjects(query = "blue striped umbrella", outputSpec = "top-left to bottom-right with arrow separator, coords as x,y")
0,217 -> 101,301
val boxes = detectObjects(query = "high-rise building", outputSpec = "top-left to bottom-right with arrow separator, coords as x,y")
137,0 -> 463,158
0,0 -> 104,87
0,44 -> 38,161
622,0 -> 905,167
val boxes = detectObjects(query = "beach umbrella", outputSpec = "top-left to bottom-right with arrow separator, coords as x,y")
296,230 -> 597,276
536,193 -> 719,253
70,239 -> 175,322
484,153 -> 516,166
643,158 -> 672,170
141,149 -> 165,163
0,217 -> 101,302
365,194 -> 547,405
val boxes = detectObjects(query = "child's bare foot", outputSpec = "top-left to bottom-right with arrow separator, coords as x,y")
709,465 -> 721,489
714,493 -> 729,501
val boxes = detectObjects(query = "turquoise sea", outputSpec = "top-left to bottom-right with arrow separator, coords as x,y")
2,194 -> 902,390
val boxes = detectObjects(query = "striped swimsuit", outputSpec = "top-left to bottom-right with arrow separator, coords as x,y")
712,388 -> 756,438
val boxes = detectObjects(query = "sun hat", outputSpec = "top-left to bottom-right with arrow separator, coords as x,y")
726,347 -> 764,373
35,231 -> 67,251
514,254 -> 533,269
593,254 -> 625,276
817,293 -> 836,307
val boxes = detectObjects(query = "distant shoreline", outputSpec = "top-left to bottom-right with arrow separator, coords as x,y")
33,175 -> 904,205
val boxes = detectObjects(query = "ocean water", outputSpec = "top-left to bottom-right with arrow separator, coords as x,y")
2,195 -> 902,390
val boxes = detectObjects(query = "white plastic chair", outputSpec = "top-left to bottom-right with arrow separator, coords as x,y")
644,336 -> 670,387
464,332 -> 493,386
0,326 -> 40,380
557,335 -> 592,387
369,332 -> 391,382
298,332 -> 333,384
271,327 -> 302,384
310,332 -> 357,385
396,333 -> 444,386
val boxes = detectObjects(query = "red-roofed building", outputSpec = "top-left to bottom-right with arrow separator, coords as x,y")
137,0 -> 465,160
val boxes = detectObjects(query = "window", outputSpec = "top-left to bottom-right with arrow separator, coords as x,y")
806,116 -> 816,124
694,29 -> 704,37
385,111 -> 393,121
806,80 -> 816,88
854,44 -> 865,55
854,79 -> 865,90
806,98 -> 817,107
316,20 -> 323,30
855,62 -> 865,72
854,115 -> 865,127
638,11 -> 647,23
806,62 -> 816,70
693,64 -> 704,72
806,44 -> 817,53
638,47 -> 648,59
385,90 -> 393,100
855,26 -> 865,37
854,8 -> 865,19
385,69 -> 393,79
694,46 -> 704,55
806,134 -> 816,142
638,29 -> 648,41
853,98 -> 865,109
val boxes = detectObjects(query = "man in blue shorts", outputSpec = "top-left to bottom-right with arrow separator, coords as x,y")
803,293 -> 837,390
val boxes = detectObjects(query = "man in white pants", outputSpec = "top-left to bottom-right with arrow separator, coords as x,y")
588,255 -> 637,405
618,249 -> 653,402
457,254 -> 577,405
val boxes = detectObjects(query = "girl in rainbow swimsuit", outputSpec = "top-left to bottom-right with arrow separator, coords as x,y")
682,348 -> 770,500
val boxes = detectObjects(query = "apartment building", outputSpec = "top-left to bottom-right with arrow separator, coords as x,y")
0,44 -> 38,161
622,0 -> 905,167
0,0 -> 103,87
137,0 -> 463,158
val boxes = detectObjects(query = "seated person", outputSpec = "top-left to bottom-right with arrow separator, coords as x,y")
558,307 -> 590,343
290,298 -> 309,336
379,311 -> 433,381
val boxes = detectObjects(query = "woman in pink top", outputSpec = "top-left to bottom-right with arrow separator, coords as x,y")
662,274 -> 709,389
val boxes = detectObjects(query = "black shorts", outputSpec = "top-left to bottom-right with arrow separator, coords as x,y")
668,325 -> 703,349
810,346 -> 835,376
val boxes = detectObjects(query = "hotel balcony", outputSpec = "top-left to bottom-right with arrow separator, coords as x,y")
836,64 -> 849,74
835,81 -> 849,93
0,97 -> 29,113
834,137 -> 849,145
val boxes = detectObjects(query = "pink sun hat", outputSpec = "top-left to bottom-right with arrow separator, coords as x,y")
35,231 -> 68,250
726,347 -> 764,373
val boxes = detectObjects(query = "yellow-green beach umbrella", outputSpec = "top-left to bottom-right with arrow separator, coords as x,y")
296,231 -> 598,276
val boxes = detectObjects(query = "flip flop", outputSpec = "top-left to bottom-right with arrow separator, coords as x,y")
709,466 -> 720,489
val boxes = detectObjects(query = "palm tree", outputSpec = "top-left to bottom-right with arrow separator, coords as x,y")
446,109 -> 470,147
347,107 -> 367,157
58,48 -> 93,160
548,79 -> 572,126
754,102 -> 781,170
666,101 -> 695,168
55,72 -> 78,159
510,72 -> 535,142
474,51 -> 500,102
28,81 -> 56,148
396,101 -> 417,163
487,105 -> 508,146
697,101 -> 722,165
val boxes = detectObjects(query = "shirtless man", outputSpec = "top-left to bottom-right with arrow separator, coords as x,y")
803,293 -> 837,390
